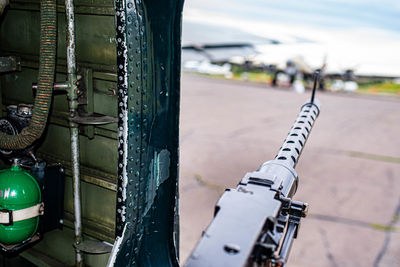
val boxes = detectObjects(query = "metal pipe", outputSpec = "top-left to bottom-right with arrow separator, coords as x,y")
278,223 -> 297,266
65,0 -> 83,265
32,82 -> 69,91
65,0 -> 77,78
70,126 -> 83,266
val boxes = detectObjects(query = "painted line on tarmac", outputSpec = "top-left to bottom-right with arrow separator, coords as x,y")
344,150 -> 400,164
324,148 -> 400,164
193,174 -> 225,194
309,213 -> 398,233
373,197 -> 400,267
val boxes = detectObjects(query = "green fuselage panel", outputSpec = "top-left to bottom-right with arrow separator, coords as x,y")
111,0 -> 184,266
0,0 -> 184,265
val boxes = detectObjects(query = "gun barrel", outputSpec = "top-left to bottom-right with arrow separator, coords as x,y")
274,100 -> 320,169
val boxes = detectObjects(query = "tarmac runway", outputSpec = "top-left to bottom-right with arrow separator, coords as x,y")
179,73 -> 400,267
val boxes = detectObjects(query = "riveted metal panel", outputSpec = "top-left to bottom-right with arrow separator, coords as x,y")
111,0 -> 184,266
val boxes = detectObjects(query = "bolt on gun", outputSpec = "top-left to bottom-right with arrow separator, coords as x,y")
184,72 -> 322,267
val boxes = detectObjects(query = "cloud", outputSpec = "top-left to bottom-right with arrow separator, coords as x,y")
182,6 -> 400,76
184,0 -> 400,32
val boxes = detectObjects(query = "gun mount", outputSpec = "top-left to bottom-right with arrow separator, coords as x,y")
185,74 -> 321,267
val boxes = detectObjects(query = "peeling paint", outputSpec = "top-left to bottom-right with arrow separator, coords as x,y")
106,223 -> 127,267
144,149 -> 171,215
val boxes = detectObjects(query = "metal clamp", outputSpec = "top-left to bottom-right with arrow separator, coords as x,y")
278,195 -> 308,218
0,209 -> 13,226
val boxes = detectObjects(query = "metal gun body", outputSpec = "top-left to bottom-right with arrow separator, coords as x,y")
185,100 -> 320,267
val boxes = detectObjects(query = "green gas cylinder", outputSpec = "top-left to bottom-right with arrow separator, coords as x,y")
0,164 -> 41,245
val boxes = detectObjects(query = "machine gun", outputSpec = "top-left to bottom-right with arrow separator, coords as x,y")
185,73 -> 321,267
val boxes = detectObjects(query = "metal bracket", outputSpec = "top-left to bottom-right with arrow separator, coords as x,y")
70,113 -> 118,125
0,56 -> 21,73
32,68 -> 117,135
74,240 -> 113,254
240,171 -> 277,186
79,68 -> 95,138
0,233 -> 41,254
278,196 -> 308,220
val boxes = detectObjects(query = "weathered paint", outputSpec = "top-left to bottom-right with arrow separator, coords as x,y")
111,0 -> 184,266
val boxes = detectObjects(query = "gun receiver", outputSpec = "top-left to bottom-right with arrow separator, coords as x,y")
185,91 -> 320,267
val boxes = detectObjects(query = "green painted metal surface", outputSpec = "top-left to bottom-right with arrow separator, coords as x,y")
0,165 -> 41,244
111,0 -> 184,266
0,0 -> 184,265
0,0 -> 118,264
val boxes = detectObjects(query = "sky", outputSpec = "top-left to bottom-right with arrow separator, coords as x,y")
184,0 -> 400,33
182,0 -> 400,76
